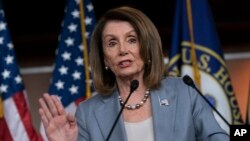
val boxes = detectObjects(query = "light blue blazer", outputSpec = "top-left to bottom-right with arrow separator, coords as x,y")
75,77 -> 229,141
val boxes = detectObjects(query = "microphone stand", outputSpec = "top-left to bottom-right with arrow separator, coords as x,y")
105,80 -> 139,141
183,75 -> 230,127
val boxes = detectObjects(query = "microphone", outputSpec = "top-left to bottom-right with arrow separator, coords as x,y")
182,75 -> 230,127
105,80 -> 139,141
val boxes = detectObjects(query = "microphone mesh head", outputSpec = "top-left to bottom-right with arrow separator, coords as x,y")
183,75 -> 194,87
130,80 -> 139,92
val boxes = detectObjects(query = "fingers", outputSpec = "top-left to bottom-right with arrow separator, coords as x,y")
38,94 -> 53,122
67,113 -> 76,122
67,113 -> 77,128
51,95 -> 66,115
38,93 -> 65,126
43,93 -> 60,117
39,108 -> 49,128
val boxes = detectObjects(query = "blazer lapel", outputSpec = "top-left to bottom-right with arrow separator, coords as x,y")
151,84 -> 177,141
94,91 -> 127,141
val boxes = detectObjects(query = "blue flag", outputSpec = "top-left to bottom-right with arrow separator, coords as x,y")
167,0 -> 243,133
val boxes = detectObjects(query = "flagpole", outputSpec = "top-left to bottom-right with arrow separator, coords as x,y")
79,0 -> 91,99
186,0 -> 201,89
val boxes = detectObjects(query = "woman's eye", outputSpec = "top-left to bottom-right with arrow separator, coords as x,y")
108,42 -> 116,47
128,38 -> 137,44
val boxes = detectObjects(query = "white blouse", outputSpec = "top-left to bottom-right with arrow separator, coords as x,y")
124,117 -> 154,141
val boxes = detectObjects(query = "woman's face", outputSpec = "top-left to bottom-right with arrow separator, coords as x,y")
102,21 -> 144,78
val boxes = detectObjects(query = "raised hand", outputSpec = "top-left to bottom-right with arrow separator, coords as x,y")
39,93 -> 78,141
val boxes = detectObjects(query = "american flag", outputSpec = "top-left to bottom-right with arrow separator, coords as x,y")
0,8 -> 42,141
40,0 -> 96,140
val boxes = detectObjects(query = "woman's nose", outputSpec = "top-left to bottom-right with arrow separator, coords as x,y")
119,51 -> 128,56
119,43 -> 128,56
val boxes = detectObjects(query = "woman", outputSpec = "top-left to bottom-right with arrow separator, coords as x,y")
39,6 -> 229,141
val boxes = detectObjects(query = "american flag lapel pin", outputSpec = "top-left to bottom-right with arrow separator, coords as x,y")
158,96 -> 169,106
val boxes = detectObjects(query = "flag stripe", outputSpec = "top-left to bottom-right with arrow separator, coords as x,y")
0,118 -> 13,141
40,124 -> 48,141
65,102 -> 77,115
13,92 -> 42,141
4,97 -> 29,141
74,96 -> 85,106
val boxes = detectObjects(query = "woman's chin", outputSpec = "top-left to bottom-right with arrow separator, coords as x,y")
116,71 -> 143,79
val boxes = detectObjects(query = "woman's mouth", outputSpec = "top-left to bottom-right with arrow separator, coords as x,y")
118,60 -> 132,68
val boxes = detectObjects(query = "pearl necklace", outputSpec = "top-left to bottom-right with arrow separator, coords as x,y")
119,89 -> 150,110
